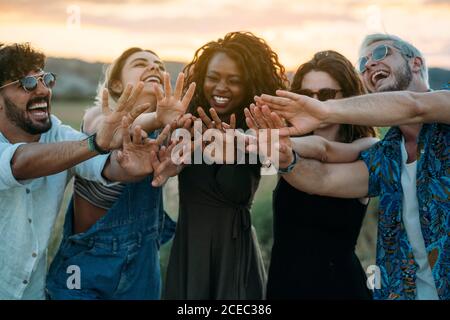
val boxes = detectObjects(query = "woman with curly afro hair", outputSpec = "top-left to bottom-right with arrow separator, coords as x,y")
164,31 -> 287,299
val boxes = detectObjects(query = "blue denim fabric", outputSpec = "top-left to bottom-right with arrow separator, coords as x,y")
46,175 -> 175,300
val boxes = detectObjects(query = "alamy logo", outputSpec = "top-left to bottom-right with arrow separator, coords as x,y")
366,265 -> 381,290
66,5 -> 81,30
66,265 -> 81,290
169,120 -> 280,175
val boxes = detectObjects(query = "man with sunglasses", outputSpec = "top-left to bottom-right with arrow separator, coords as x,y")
0,43 -> 159,299
257,34 -> 449,300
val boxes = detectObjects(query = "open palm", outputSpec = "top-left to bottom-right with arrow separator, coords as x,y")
155,72 -> 196,127
117,117 -> 172,178
244,104 -> 294,169
97,82 -> 151,150
256,90 -> 329,136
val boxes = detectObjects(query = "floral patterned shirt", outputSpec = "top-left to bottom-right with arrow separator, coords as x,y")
360,123 -> 449,300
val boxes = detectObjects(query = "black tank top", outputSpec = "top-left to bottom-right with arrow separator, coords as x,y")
267,177 -> 372,299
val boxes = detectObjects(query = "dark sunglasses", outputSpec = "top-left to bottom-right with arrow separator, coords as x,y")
297,88 -> 341,101
0,72 -> 56,92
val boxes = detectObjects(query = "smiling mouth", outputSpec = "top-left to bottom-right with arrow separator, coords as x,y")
212,95 -> 230,107
141,74 -> 162,84
371,70 -> 390,87
27,98 -> 49,120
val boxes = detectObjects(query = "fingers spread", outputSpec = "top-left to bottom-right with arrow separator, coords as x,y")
163,72 -> 172,98
129,103 -> 151,121
252,105 -> 269,129
116,84 -> 133,111
244,107 -> 258,130
132,125 -> 143,144
209,108 -> 222,130
229,113 -> 236,129
102,89 -> 110,115
124,82 -> 144,112
154,82 -> 165,103
270,111 -> 285,129
173,72 -> 184,101
121,116 -> 132,146
150,150 -> 161,167
155,124 -> 171,146
276,90 -> 300,101
259,94 -> 290,108
181,82 -> 196,109
197,107 -> 213,128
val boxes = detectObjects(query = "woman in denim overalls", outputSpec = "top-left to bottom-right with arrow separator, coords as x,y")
46,48 -> 176,299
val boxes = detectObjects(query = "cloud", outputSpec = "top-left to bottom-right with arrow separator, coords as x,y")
0,0 -> 448,69
424,0 -> 450,4
0,0 -> 357,35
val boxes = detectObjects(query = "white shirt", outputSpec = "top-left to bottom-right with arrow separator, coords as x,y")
0,115 -> 111,300
400,139 -> 439,300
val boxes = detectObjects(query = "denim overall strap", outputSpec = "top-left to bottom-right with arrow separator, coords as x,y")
96,175 -> 161,230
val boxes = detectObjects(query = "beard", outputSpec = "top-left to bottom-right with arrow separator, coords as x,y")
378,59 -> 413,92
4,96 -> 52,135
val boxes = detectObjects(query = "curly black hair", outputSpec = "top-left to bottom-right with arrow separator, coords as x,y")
184,31 -> 288,129
0,43 -> 45,87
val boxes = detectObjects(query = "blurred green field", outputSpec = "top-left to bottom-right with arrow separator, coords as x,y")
48,99 -> 380,288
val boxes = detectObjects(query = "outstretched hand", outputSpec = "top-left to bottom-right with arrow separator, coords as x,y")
150,116 -> 193,186
255,90 -> 330,136
116,116 -> 172,178
97,82 -> 151,150
154,72 -> 196,127
196,107 -> 237,163
197,107 -> 236,131
245,104 -> 294,169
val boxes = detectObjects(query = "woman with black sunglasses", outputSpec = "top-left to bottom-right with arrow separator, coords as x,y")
266,50 -> 378,299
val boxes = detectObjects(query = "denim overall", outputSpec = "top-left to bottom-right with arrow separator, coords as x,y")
46,175 -> 175,300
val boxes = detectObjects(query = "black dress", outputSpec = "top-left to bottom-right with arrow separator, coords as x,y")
165,163 -> 267,299
267,177 -> 372,299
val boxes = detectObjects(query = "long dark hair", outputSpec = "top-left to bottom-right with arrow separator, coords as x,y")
184,31 -> 288,129
291,50 -> 377,142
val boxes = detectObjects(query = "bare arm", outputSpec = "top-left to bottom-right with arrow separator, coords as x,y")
11,140 -> 98,180
11,83 -> 150,181
291,136 -> 379,163
282,158 -> 369,198
11,137 -> 148,183
326,90 -> 450,126
258,90 -> 450,136
290,136 -> 327,161
133,112 -> 162,133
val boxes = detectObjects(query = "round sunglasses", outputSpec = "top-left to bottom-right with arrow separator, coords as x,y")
0,72 -> 56,92
296,88 -> 341,101
357,43 -> 414,74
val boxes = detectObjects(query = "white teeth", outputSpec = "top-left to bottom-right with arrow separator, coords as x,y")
371,70 -> 389,86
213,96 -> 230,104
143,76 -> 161,84
28,102 -> 48,110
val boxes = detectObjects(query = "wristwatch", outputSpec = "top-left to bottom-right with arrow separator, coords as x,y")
277,150 -> 299,174
87,133 -> 109,154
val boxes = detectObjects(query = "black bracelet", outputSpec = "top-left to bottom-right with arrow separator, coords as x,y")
277,150 -> 299,174
87,133 -> 109,154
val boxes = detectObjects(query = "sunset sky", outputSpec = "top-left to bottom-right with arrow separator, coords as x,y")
1,0 -> 449,70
